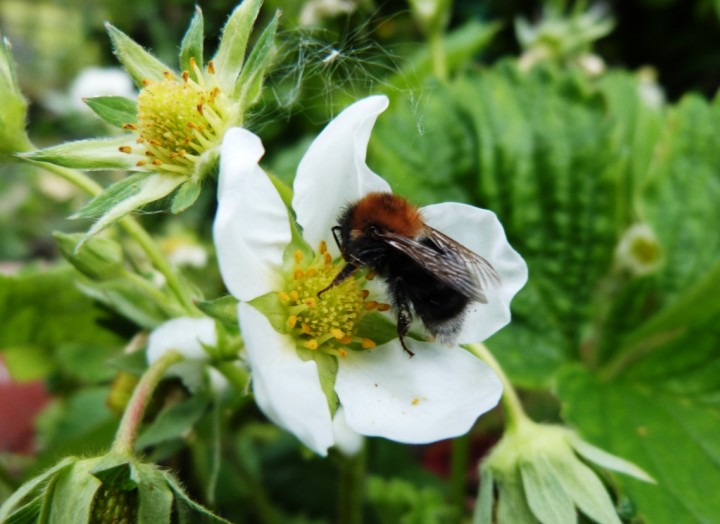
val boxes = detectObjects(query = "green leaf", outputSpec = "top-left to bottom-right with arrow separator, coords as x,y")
136,394 -> 210,449
106,22 -> 171,85
2,345 -> 54,380
107,348 -> 149,375
54,231 -> 125,281
171,179 -> 202,214
495,468 -> 538,524
233,12 -> 278,107
196,295 -> 239,331
179,6 -> 204,77
74,173 -> 185,245
557,367 -> 720,523
212,0 -> 262,92
20,135 -> 141,170
83,96 -> 138,128
473,467 -> 494,524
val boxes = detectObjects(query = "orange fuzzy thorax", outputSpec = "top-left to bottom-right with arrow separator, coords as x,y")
350,192 -> 423,237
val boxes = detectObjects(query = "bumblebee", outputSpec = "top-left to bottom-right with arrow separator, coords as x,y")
319,192 -> 500,356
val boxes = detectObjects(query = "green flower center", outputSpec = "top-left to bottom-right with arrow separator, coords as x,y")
121,60 -> 228,176
281,241 -> 388,357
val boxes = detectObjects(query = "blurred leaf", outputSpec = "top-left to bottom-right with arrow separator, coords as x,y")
558,366 -> 720,524
136,393 -> 210,449
196,295 -> 239,331
2,346 -> 54,381
367,476 -> 459,524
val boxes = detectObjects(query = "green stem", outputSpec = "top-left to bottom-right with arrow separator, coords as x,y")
449,432 -> 470,513
112,350 -> 183,455
30,161 -> 199,315
429,31 -> 448,80
466,343 -> 530,432
337,445 -> 366,524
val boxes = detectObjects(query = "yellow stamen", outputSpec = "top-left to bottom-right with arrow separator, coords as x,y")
294,250 -> 304,264
304,339 -> 319,350
304,297 -> 317,308
287,315 -> 298,328
361,338 -> 376,349
319,240 -> 327,254
118,146 -> 132,154
279,291 -> 290,303
377,303 -> 391,312
330,328 -> 345,340
294,268 -> 305,280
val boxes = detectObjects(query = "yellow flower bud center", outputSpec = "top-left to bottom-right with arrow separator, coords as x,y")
282,244 -> 388,356
129,65 -> 227,176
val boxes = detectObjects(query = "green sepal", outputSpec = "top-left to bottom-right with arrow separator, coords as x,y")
495,467 -> 539,524
163,471 -> 234,524
179,6 -> 204,78
211,0 -> 262,92
248,291 -> 289,334
83,96 -> 138,128
233,12 -> 279,107
76,278 -> 179,329
136,393 -> 210,449
0,84 -> 31,162
54,231 -> 125,281
354,312 -> 399,347
20,135 -> 140,170
49,457 -> 103,523
473,466 -> 494,524
90,455 -> 140,491
0,457 -> 76,523
303,348 -> 338,417
106,22 -> 171,85
196,295 -> 239,331
267,171 -> 293,209
134,463 -> 174,524
74,173 -> 185,246
107,348 -> 149,375
519,455 -> 575,524
171,179 -> 202,214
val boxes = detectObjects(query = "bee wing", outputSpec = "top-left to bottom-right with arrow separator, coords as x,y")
375,226 -> 500,303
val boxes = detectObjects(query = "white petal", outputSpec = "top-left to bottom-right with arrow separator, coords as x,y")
147,317 -> 216,363
421,203 -> 528,343
214,128 -> 291,300
332,406 -> 364,456
239,303 -> 334,455
336,340 -> 502,443
293,95 -> 392,254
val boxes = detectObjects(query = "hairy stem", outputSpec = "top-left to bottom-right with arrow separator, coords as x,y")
337,445 -> 366,524
112,350 -> 183,455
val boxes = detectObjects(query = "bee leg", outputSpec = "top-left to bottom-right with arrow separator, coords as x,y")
317,262 -> 357,297
396,304 -> 415,358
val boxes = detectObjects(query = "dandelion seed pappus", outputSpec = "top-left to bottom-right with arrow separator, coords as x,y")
318,192 -> 501,357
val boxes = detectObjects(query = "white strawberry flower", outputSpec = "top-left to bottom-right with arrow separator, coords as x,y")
213,95 -> 528,455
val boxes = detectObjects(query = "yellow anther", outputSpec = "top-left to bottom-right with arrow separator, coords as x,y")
163,71 -> 175,80
141,79 -> 152,86
118,145 -> 133,154
330,328 -> 345,340
306,268 -> 317,277
152,159 -> 162,166
294,250 -> 303,264
319,240 -> 327,254
279,291 -> 291,303
304,339 -> 319,350
304,297 -> 317,308
290,290 -> 299,302
182,71 -> 189,82
122,123 -> 138,130
189,57 -> 197,69
361,338 -> 376,349
207,60 -> 215,74
365,301 -> 379,311
301,323 -> 313,335
361,290 -> 370,298
294,268 -> 305,280
136,160 -> 147,166
287,315 -> 298,328
377,303 -> 391,312
341,336 -> 353,344
324,252 -> 332,265
366,271 -> 376,280
411,397 -> 420,406
338,348 -> 348,358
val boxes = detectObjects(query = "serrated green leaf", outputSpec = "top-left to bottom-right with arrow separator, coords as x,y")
136,394 -> 210,449
83,96 -> 138,128
234,13 -> 278,107
196,295 -> 239,331
558,367 -> 720,523
520,456 -> 575,524
171,179 -> 202,214
106,22 -> 171,85
20,135 -> 141,170
75,173 -> 185,245
212,0 -> 262,92
179,6 -> 204,77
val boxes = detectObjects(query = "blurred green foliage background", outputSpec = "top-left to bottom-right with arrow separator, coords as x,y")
1,1 -> 719,523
